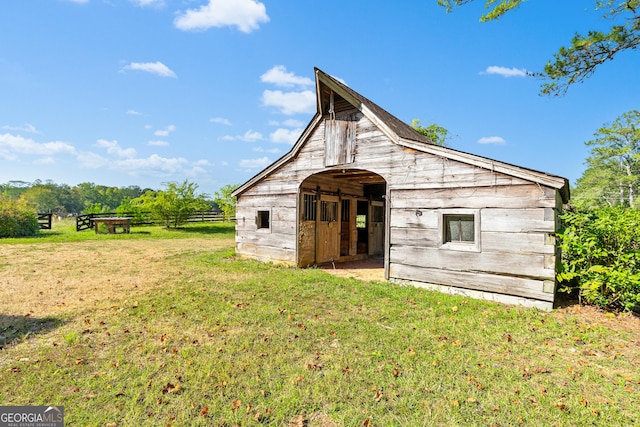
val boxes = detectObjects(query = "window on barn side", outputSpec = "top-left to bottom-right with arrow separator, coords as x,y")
444,215 -> 474,243
438,209 -> 481,252
302,193 -> 317,221
257,210 -> 270,230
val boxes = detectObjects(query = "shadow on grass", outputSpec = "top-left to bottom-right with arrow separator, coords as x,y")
178,223 -> 236,235
0,314 -> 65,349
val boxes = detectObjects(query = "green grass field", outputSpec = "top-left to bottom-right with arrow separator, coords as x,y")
0,221 -> 638,426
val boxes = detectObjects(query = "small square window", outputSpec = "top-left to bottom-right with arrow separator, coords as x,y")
257,210 -> 270,229
438,209 -> 481,252
444,214 -> 475,243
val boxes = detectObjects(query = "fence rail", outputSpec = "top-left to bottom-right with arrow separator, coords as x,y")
76,211 -> 232,231
37,213 -> 52,230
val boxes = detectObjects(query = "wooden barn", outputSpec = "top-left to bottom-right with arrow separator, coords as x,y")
232,68 -> 570,310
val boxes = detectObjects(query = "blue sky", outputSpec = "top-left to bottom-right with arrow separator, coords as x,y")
1,0 -> 639,196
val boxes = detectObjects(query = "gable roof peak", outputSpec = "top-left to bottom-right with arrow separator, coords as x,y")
314,68 -> 434,145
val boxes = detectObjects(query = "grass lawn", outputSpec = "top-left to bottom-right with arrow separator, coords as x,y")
0,221 -> 639,426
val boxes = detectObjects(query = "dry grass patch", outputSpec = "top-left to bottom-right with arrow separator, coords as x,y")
0,237 -> 232,319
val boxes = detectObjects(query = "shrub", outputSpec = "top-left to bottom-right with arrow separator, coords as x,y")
0,199 -> 40,238
557,207 -> 640,313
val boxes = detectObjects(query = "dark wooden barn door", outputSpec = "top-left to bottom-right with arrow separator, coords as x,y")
316,195 -> 340,263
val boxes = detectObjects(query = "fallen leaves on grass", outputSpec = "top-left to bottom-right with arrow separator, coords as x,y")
289,414 -> 307,427
553,402 -> 567,410
161,382 -> 181,394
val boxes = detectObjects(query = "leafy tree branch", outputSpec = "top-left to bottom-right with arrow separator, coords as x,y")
438,0 -> 640,95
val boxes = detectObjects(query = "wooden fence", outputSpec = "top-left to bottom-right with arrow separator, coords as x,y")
76,211 -> 233,231
37,213 -> 52,230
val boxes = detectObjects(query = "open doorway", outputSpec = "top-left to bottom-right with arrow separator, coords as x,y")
298,169 -> 386,267
356,200 -> 368,254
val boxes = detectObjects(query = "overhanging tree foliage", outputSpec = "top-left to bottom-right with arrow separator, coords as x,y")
572,110 -> 640,208
438,0 -> 640,95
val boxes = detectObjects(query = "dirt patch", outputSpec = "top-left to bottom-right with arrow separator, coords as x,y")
319,258 -> 385,282
0,238 -> 230,319
552,303 -> 640,335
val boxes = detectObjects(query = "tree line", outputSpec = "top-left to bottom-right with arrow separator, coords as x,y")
0,180 -> 239,218
0,180 -> 152,215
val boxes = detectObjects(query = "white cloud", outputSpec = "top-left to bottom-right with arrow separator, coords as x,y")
77,151 -> 109,169
253,146 -> 281,154
0,133 -> 76,160
270,128 -> 302,145
121,61 -> 177,78
154,125 -> 176,137
483,66 -> 527,78
260,66 -> 313,88
33,157 -> 56,165
77,146 -> 208,178
147,140 -> 169,146
129,0 -> 165,7
95,139 -> 137,158
114,154 -> 190,174
127,110 -> 143,116
210,117 -> 232,126
269,119 -> 305,127
240,156 -> 271,169
221,130 -> 263,142
2,123 -> 41,134
282,119 -> 305,127
174,0 -> 269,33
477,136 -> 507,145
241,130 -> 263,142
262,90 -> 316,115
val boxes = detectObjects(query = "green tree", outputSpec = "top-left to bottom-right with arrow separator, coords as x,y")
411,119 -> 449,146
133,180 -> 210,228
0,181 -> 30,200
213,184 -> 239,221
572,110 -> 640,208
438,0 -> 640,95
20,184 -> 60,213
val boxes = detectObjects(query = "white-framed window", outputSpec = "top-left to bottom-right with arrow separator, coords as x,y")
438,209 -> 481,252
256,209 -> 271,231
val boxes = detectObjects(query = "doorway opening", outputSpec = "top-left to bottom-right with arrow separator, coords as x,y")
298,169 -> 386,267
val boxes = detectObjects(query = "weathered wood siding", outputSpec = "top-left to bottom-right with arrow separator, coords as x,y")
235,193 -> 297,263
236,112 -> 560,306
